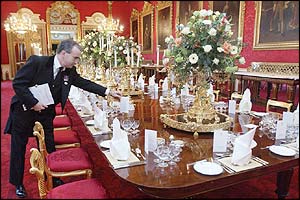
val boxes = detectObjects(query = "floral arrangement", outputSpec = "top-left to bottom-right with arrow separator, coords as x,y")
165,9 -> 246,85
80,30 -> 105,62
112,36 -> 143,68
80,31 -> 143,68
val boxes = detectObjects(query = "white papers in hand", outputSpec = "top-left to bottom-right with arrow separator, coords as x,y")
29,83 -> 54,106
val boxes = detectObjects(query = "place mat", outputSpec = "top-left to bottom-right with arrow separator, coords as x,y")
281,143 -> 299,153
103,151 -> 141,169
218,157 -> 263,173
87,126 -> 111,136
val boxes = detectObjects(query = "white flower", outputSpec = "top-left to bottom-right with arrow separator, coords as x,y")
230,46 -> 238,55
165,37 -> 171,43
225,25 -> 231,32
214,11 -> 220,16
193,11 -> 200,17
208,28 -> 217,36
199,9 -> 208,17
213,58 -> 219,65
206,10 -> 213,16
203,45 -> 212,53
92,41 -> 97,47
181,27 -> 191,35
202,20 -> 212,25
239,57 -> 246,64
217,47 -> 224,52
119,46 -> 123,51
123,49 -> 127,54
189,53 -> 198,64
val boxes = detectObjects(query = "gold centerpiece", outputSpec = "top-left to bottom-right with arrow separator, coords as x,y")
160,9 -> 246,133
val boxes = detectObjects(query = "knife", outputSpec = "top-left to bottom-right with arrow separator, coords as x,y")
113,160 -> 147,170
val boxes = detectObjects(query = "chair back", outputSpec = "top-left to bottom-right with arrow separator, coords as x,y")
33,121 -> 49,158
29,148 -> 48,199
266,99 -> 293,113
231,92 -> 243,100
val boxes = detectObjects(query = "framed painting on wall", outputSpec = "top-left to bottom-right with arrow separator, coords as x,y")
156,1 -> 172,50
209,1 -> 245,40
176,1 -> 203,26
130,9 -> 139,43
141,2 -> 154,53
253,1 -> 299,50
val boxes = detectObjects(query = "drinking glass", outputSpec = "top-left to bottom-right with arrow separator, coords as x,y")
121,119 -> 133,134
131,120 -> 140,135
168,143 -> 181,164
157,145 -> 170,168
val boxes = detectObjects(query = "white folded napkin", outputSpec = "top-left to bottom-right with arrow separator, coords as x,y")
93,105 -> 110,131
238,114 -> 251,133
206,83 -> 215,103
110,118 -> 131,161
239,88 -> 252,113
79,92 -> 93,114
149,74 -> 156,87
162,77 -> 168,92
231,127 -> 256,166
137,73 -> 145,90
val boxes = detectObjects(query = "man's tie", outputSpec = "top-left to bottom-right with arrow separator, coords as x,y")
54,67 -> 63,80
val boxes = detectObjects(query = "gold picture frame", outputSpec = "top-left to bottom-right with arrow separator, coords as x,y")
130,9 -> 139,43
176,1 -> 203,26
141,2 -> 154,53
253,1 -> 299,50
156,1 -> 172,51
209,1 -> 245,40
81,12 -> 106,37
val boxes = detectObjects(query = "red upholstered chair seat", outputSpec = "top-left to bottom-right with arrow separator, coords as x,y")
47,148 -> 93,172
53,116 -> 71,128
54,129 -> 80,145
47,178 -> 107,198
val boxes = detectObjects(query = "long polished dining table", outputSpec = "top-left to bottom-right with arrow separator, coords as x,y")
66,92 -> 299,199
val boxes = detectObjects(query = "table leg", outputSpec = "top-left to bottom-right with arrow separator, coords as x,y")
286,85 -> 295,103
275,168 -> 294,199
271,83 -> 279,100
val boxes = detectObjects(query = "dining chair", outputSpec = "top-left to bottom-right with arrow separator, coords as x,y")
231,92 -> 243,101
33,121 -> 93,189
29,148 -> 107,199
53,115 -> 72,131
54,129 -> 81,149
266,99 -> 293,112
213,90 -> 220,102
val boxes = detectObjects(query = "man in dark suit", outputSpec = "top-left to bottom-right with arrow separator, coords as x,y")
4,39 -> 121,198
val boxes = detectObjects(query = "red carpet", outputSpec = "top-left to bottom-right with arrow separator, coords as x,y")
1,80 -> 299,199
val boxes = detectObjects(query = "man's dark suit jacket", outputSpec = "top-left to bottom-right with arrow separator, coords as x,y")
4,55 -> 107,134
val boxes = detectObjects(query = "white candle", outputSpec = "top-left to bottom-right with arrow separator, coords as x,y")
114,48 -> 117,67
157,45 -> 160,66
137,45 -> 140,67
127,45 -> 130,66
101,36 -> 104,51
131,47 -> 134,67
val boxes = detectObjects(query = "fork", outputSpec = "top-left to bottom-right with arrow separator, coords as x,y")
209,157 -> 235,174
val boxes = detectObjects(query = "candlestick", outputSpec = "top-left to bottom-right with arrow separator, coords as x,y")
157,45 -> 160,66
137,45 -> 140,67
127,44 -> 130,66
131,47 -> 134,67
114,48 -> 117,67
101,36 -> 104,51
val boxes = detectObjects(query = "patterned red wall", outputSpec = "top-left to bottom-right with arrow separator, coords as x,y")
1,1 -> 299,66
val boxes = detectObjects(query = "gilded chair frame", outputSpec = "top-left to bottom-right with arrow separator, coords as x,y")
33,121 -> 92,189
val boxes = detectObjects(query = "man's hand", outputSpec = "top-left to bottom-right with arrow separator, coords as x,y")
109,90 -> 122,99
32,102 -> 48,112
